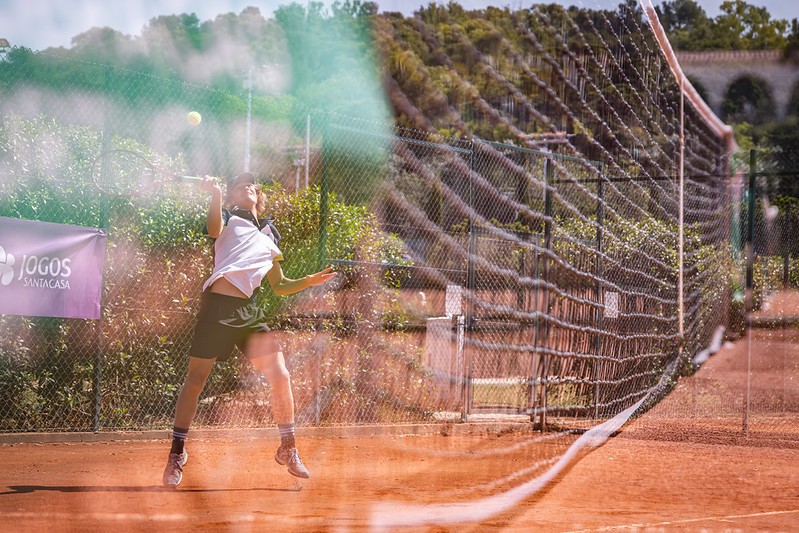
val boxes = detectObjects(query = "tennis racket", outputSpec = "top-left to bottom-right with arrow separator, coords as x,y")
91,149 -> 215,197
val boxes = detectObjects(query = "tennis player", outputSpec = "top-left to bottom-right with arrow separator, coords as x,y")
162,171 -> 335,488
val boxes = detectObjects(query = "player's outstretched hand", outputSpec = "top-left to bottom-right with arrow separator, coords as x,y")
197,175 -> 222,196
306,267 -> 337,287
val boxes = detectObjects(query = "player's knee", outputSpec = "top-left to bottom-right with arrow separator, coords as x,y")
248,335 -> 281,356
265,362 -> 291,385
277,365 -> 291,384
184,369 -> 209,391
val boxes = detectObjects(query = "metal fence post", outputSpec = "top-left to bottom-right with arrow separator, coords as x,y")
318,114 -> 329,271
92,65 -> 115,432
535,154 -> 554,430
743,148 -> 757,436
594,169 -> 604,419
462,141 -> 477,422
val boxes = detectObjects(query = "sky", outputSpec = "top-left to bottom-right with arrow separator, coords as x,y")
0,0 -> 796,51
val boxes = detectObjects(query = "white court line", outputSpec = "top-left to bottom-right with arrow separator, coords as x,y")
567,509 -> 799,532
0,512 -> 192,522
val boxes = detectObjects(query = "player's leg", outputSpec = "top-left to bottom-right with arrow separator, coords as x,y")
246,333 -> 310,478
173,355 -> 216,430
162,356 -> 216,487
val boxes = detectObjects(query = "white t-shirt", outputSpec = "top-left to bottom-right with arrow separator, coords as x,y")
202,213 -> 283,297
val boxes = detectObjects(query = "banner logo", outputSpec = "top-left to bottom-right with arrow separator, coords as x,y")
0,244 -> 15,286
16,255 -> 73,289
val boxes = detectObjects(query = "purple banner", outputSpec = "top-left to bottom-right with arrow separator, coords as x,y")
0,217 -> 107,319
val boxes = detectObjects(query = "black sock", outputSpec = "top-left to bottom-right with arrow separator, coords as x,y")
278,423 -> 296,449
170,427 -> 189,454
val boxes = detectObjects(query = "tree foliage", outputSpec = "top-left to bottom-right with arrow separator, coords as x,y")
656,0 -> 791,51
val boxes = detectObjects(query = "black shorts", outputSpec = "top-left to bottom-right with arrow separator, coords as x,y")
189,291 -> 272,361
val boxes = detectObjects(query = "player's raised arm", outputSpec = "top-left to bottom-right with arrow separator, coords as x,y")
266,263 -> 336,297
198,176 -> 223,238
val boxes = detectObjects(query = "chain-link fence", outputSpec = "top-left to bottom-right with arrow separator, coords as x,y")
0,46 -> 733,433
743,149 -> 799,307
740,148 -> 799,434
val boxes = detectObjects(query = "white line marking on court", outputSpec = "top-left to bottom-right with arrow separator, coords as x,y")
567,509 -> 799,532
0,512 -> 192,522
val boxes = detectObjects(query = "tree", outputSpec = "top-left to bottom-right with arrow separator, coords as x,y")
657,0 -> 788,50
722,75 -> 777,125
711,0 -> 787,50
656,0 -> 708,32
765,118 -> 799,178
655,0 -> 714,50
70,27 -> 135,62
788,80 -> 799,118
783,18 -> 799,63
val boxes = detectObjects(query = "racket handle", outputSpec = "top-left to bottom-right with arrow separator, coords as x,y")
180,175 -> 214,183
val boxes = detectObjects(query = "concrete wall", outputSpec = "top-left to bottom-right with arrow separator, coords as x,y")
677,50 -> 799,119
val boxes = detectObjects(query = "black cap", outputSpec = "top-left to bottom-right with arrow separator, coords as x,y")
228,172 -> 256,188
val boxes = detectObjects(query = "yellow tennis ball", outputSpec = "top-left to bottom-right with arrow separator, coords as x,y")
187,111 -> 202,126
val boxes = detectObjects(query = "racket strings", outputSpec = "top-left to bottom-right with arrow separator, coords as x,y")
94,150 -> 157,197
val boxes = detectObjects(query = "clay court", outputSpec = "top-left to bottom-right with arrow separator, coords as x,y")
1,304 -> 798,532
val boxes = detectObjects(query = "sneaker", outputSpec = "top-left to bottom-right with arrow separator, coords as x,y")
162,450 -> 188,487
274,446 -> 310,478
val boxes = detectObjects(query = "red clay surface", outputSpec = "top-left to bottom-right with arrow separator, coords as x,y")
2,295 -> 798,532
